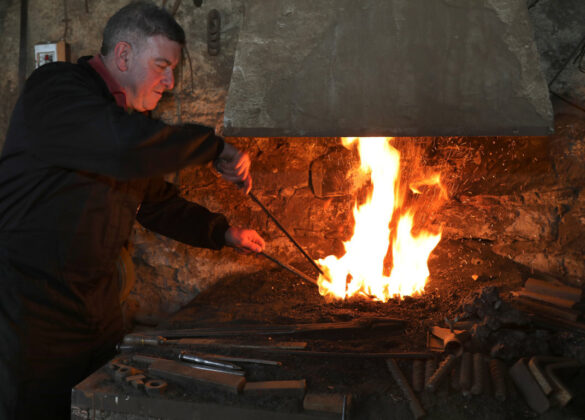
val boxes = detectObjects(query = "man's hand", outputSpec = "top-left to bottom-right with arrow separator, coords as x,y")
214,142 -> 252,194
225,227 -> 265,254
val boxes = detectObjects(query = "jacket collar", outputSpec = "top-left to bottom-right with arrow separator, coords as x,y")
87,55 -> 127,109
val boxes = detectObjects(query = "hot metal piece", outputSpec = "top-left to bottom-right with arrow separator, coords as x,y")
386,359 -> 426,420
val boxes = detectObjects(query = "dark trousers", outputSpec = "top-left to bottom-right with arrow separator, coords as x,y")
0,262 -> 124,420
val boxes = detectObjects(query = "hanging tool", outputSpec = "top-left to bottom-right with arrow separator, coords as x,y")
248,191 -> 324,275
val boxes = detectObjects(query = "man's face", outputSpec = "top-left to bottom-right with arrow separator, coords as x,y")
125,35 -> 181,112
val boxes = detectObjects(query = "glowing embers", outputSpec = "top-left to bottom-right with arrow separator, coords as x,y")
317,137 -> 445,301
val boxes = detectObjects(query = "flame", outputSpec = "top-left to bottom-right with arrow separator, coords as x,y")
317,137 -> 444,301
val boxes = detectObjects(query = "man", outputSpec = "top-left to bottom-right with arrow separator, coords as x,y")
0,2 -> 264,419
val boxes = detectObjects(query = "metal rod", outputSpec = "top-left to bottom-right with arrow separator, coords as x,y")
260,251 -> 319,287
386,359 -> 426,420
249,192 -> 324,275
179,351 -> 242,371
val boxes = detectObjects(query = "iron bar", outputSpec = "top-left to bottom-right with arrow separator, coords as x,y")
249,192 -> 324,275
260,251 -> 319,286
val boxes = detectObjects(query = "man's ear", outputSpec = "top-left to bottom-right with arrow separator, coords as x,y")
114,41 -> 132,72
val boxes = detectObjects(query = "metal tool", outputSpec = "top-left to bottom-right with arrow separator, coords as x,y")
179,351 -> 242,371
187,362 -> 246,376
260,251 -> 319,286
248,191 -> 324,275
199,353 -> 282,366
122,334 -> 167,346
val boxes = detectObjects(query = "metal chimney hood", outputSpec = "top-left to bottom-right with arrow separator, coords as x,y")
223,0 -> 554,137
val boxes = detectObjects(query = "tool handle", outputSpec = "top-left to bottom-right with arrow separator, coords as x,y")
249,192 -> 324,275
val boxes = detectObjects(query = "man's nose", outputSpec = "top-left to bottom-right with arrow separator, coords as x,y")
163,68 -> 175,90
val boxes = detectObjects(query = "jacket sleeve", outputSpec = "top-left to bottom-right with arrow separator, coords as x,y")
136,178 -> 230,250
21,63 -> 224,179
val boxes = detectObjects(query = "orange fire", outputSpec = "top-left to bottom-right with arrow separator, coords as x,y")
317,137 -> 444,301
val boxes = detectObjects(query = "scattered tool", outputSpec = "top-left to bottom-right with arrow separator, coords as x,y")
178,351 -> 243,372
248,191 -> 324,275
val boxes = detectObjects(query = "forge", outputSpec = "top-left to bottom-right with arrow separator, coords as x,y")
73,114 -> 585,420
68,0 -> 585,419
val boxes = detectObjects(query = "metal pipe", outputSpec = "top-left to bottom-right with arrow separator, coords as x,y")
459,352 -> 472,396
412,359 -> 425,392
471,353 -> 484,395
425,354 -> 457,393
386,359 -> 426,420
249,192 -> 323,275
489,358 -> 507,402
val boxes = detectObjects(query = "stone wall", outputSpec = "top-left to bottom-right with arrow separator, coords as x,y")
1,0 -> 584,325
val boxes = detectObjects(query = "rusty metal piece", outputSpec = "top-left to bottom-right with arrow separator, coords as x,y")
430,326 -> 465,357
489,359 -> 507,401
459,352 -> 472,396
528,356 -> 572,395
509,358 -> 550,414
145,379 -> 168,396
122,334 -> 167,346
249,191 -> 323,275
545,360 -> 581,407
515,296 -> 580,322
412,359 -> 425,392
108,361 -> 142,381
524,278 -> 582,303
424,358 -> 436,386
426,354 -> 457,393
471,353 -> 484,395
527,356 -> 566,395
125,374 -> 146,390
386,359 -> 426,420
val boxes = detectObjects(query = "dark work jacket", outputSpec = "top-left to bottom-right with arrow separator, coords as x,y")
0,57 -> 230,338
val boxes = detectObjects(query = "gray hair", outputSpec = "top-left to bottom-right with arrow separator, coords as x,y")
100,1 -> 186,55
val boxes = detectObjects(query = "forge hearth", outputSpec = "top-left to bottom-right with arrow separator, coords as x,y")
74,236 -> 585,419
91,113 -> 585,420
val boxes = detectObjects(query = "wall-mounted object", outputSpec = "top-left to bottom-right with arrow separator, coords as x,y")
207,9 -> 220,56
34,40 -> 69,68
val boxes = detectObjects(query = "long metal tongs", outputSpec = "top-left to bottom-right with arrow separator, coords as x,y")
247,191 -> 323,285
